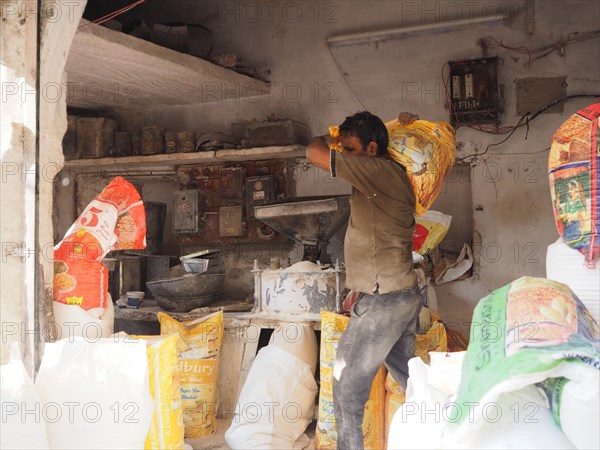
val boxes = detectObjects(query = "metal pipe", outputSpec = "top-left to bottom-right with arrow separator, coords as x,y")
252,259 -> 262,312
326,13 -> 510,48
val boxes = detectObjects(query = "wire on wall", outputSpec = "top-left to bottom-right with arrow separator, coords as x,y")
458,95 -> 600,162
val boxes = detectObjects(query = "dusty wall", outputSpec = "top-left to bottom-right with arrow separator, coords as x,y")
1,0 -> 39,368
1,0 -> 86,369
53,1 -> 600,334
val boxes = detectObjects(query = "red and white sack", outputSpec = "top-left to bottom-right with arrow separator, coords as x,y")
53,177 -> 146,314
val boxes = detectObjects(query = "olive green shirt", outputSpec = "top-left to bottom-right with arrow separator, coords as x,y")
331,151 -> 417,294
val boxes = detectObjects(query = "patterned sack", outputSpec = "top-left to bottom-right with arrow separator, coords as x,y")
548,102 -> 600,267
329,118 -> 456,216
53,176 -> 146,311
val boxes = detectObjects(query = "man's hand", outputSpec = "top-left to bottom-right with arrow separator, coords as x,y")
306,135 -> 333,171
398,112 -> 419,125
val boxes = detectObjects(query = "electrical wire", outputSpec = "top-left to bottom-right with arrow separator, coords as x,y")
78,0 -> 146,30
458,114 -> 528,162
457,94 -> 600,162
93,0 -> 146,25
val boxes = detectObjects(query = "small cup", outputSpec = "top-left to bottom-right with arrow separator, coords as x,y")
126,291 -> 145,309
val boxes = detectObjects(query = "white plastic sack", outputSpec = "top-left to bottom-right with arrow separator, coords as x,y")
52,295 -> 114,341
388,353 -> 575,450
1,345 -> 50,449
270,322 -> 318,375
546,237 -> 600,322
442,386 -> 575,449
35,338 -> 154,449
225,344 -> 318,450
388,352 -> 464,450
559,376 -> 600,450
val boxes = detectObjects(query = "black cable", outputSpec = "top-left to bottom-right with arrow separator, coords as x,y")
459,94 -> 599,161
458,114 -> 528,161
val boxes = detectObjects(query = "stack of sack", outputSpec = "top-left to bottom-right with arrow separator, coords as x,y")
388,104 -> 600,449
389,276 -> 599,450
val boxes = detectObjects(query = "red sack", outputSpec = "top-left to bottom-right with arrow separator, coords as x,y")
53,177 -> 146,310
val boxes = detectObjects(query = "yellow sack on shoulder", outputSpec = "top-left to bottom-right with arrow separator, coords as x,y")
386,119 -> 456,216
329,119 -> 456,216
158,311 -> 224,438
316,311 -> 386,450
130,334 -> 185,450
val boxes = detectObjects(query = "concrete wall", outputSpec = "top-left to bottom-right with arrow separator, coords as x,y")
1,0 -> 86,369
102,0 -> 599,334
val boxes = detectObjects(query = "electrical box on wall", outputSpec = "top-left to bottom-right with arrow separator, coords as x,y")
246,176 -> 275,219
173,189 -> 203,233
448,57 -> 500,127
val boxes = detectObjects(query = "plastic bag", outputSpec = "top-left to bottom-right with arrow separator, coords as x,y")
1,344 -> 49,450
388,353 -> 464,450
225,344 -> 318,449
128,334 -> 185,450
52,293 -> 114,340
53,176 -> 146,311
316,311 -> 386,450
158,311 -> 223,438
412,210 -> 452,255
448,276 -> 600,440
546,237 -> 600,322
548,102 -> 600,267
34,338 -> 154,449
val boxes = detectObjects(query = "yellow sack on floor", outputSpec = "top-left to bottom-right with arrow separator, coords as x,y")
131,334 -> 185,450
316,311 -> 386,450
415,321 -> 448,364
158,311 -> 224,438
384,372 -> 406,446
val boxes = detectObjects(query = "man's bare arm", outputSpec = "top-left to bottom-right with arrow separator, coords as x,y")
306,134 -> 336,171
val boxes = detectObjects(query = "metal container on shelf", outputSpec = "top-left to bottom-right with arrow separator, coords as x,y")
144,202 -> 167,254
176,131 -> 196,153
77,117 -> 118,158
113,132 -> 132,157
131,131 -> 142,156
118,255 -> 142,298
142,126 -> 165,155
165,131 -> 177,154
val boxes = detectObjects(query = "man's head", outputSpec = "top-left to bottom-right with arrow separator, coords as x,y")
338,111 -> 388,157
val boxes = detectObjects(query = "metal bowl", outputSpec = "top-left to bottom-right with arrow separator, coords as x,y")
153,293 -> 220,312
145,265 -> 225,312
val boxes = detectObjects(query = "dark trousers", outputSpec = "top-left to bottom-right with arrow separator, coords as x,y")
332,288 -> 422,450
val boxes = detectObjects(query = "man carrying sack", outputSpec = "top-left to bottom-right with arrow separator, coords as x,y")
306,111 -> 421,449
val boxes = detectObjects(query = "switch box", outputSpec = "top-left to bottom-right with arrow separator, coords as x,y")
219,205 -> 243,237
246,176 -> 275,218
448,57 -> 500,127
173,190 -> 203,233
220,167 -> 246,199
